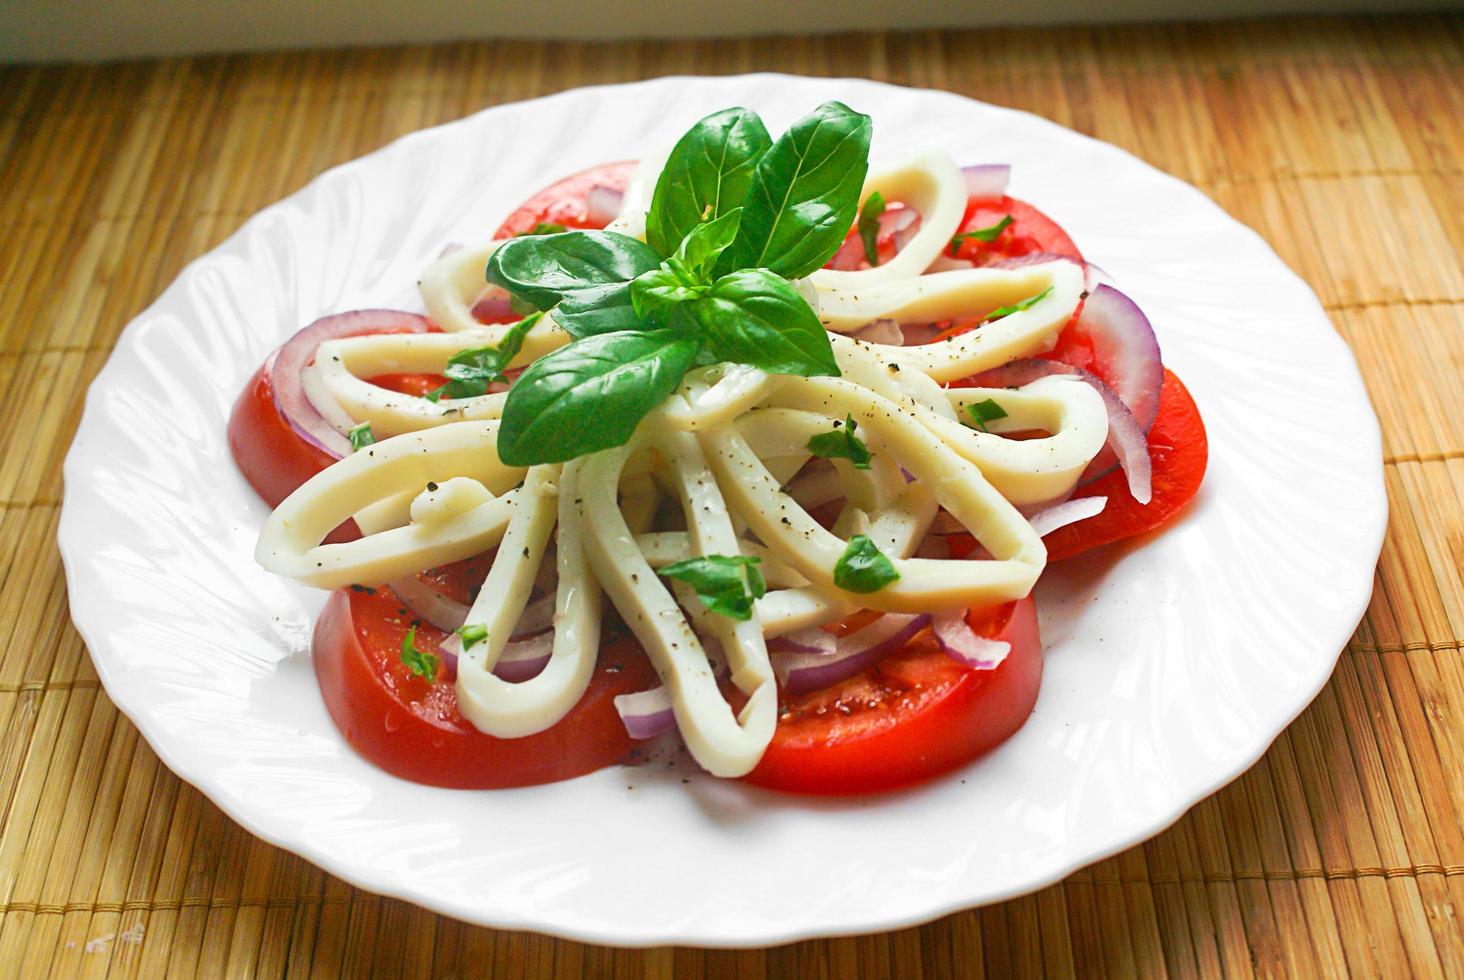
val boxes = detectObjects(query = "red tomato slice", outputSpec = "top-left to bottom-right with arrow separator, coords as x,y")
745,597 -> 1042,795
952,196 -> 1083,265
314,586 -> 658,788
493,161 -> 638,239
228,363 -> 340,511
1044,369 -> 1206,561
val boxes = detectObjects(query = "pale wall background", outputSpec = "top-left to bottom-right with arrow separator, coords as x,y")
0,0 -> 1451,63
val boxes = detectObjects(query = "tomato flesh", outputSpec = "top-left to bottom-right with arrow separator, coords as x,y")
314,586 -> 658,788
952,196 -> 1083,265
746,597 -> 1042,795
1044,369 -> 1207,561
493,161 -> 637,239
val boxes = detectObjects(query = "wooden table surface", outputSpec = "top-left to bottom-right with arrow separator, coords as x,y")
2,12 -> 1462,977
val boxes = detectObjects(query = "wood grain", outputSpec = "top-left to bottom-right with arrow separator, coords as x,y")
1,13 -> 1461,976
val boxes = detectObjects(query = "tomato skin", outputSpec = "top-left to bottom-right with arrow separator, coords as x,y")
953,196 -> 1083,265
314,587 -> 658,789
493,161 -> 638,239
745,597 -> 1042,795
1044,369 -> 1207,562
228,363 -> 339,510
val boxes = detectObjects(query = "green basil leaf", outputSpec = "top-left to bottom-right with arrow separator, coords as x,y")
658,554 -> 766,621
832,534 -> 900,594
806,414 -> 871,469
456,623 -> 488,650
673,208 -> 742,281
687,268 -> 839,377
966,398 -> 1009,432
425,312 -> 542,402
857,191 -> 886,265
949,214 -> 1013,255
400,625 -> 440,679
985,286 -> 1054,322
496,329 -> 702,465
646,107 -> 772,257
552,283 -> 645,338
485,230 -> 661,311
719,101 -> 873,279
348,422 -> 375,451
630,260 -> 704,325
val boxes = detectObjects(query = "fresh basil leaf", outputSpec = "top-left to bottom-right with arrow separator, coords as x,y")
832,534 -> 900,593
456,623 -> 488,650
517,221 -> 568,237
552,284 -> 646,338
807,414 -> 871,469
949,214 -> 1013,255
401,625 -> 440,679
966,398 -> 1008,432
985,286 -> 1054,322
496,329 -> 702,465
857,191 -> 886,265
485,230 -> 661,311
425,312 -> 542,402
646,107 -> 772,257
673,208 -> 742,281
658,554 -> 766,621
719,101 -> 873,279
630,260 -> 705,325
348,422 -> 375,451
687,268 -> 839,377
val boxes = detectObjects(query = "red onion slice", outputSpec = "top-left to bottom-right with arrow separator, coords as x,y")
932,609 -> 1010,670
767,627 -> 836,657
971,359 -> 1153,504
269,310 -> 430,458
615,686 -> 676,740
1070,284 -> 1163,432
962,164 -> 1011,199
469,286 -> 517,324
493,632 -> 553,683
388,577 -> 469,633
1028,496 -> 1108,537
849,318 -> 904,346
889,207 -> 921,253
585,184 -> 625,226
827,233 -> 866,271
775,613 -> 931,695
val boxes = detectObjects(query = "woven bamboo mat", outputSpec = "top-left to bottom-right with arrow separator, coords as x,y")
1,12 -> 1461,976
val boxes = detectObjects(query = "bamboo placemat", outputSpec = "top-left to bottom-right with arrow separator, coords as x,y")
2,12 -> 1461,976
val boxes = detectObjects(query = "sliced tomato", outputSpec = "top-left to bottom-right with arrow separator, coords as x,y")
1044,369 -> 1206,561
745,597 -> 1042,795
314,586 -> 658,788
493,161 -> 638,239
229,344 -> 443,512
951,196 -> 1082,266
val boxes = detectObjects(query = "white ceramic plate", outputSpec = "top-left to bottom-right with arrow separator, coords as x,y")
59,74 -> 1385,948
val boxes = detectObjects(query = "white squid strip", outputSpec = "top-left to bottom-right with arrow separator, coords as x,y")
810,149 -> 968,290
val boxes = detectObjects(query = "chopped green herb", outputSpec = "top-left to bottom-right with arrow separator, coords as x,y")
965,398 -> 1009,432
856,191 -> 886,265
833,535 -> 900,593
517,222 -> 568,237
425,311 -> 543,402
984,286 -> 1054,322
348,421 -> 375,451
400,625 -> 440,679
806,414 -> 872,469
658,554 -> 766,621
456,623 -> 488,651
948,214 -> 1013,255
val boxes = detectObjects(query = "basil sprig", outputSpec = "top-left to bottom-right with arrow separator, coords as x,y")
426,312 -> 542,402
966,398 -> 1008,432
481,101 -> 873,467
659,554 -> 767,621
